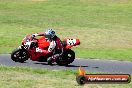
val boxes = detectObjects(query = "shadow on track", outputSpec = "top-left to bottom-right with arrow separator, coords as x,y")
34,62 -> 89,68
65,65 -> 89,68
34,62 -> 49,65
34,62 -> 56,66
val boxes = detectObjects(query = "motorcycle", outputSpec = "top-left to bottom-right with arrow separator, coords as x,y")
11,34 -> 80,66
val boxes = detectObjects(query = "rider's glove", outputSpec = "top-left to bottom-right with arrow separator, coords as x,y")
32,33 -> 38,37
31,33 -> 38,39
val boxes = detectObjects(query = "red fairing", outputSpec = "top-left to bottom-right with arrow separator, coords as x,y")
38,37 -> 50,50
22,34 -> 31,45
76,39 -> 80,45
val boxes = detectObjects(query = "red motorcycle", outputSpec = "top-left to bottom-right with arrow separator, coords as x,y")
11,34 -> 80,66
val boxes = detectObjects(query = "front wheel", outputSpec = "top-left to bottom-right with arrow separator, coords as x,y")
56,49 -> 75,66
11,48 -> 29,63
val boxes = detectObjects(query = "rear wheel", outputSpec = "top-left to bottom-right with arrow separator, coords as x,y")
56,49 -> 75,66
65,49 -> 75,64
11,48 -> 28,63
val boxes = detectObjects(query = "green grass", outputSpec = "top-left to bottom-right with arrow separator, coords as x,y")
75,48 -> 132,61
0,66 -> 131,88
0,0 -> 132,61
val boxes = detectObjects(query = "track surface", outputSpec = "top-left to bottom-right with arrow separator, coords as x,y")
0,54 -> 132,74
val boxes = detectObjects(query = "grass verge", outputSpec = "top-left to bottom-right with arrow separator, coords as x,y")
0,66 -> 131,88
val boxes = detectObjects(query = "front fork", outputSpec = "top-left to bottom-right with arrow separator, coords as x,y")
18,45 -> 30,59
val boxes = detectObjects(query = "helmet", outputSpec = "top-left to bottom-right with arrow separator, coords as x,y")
45,29 -> 56,39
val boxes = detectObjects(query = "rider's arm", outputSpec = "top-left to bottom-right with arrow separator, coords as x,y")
37,32 -> 46,36
48,40 -> 56,53
31,32 -> 47,39
40,41 -> 56,54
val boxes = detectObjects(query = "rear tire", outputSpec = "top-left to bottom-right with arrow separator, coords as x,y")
56,49 -> 75,66
11,48 -> 28,63
65,49 -> 75,64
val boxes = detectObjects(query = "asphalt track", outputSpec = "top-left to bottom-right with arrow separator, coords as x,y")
0,54 -> 132,74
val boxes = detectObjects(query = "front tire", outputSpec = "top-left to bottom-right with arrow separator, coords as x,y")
11,48 -> 28,63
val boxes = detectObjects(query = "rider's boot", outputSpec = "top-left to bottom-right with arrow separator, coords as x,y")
47,57 -> 55,65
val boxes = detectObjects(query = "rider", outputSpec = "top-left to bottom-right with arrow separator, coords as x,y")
31,29 -> 64,65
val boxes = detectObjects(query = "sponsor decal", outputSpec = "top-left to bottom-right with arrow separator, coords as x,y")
76,66 -> 131,85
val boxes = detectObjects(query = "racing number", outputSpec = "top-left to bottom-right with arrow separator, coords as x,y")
67,39 -> 76,45
24,42 -> 31,49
